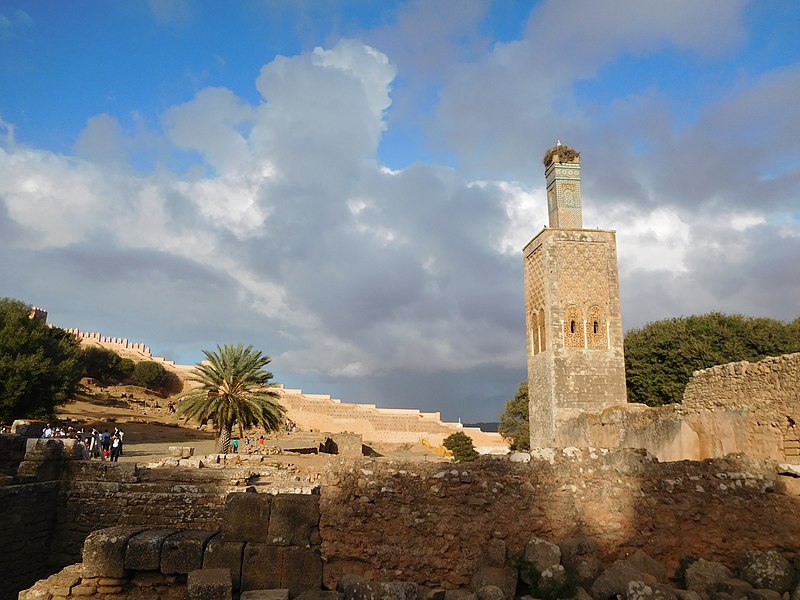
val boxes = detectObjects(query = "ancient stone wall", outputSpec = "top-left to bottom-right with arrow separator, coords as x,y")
554,353 -> 800,462
6,448 -> 800,600
50,463 -> 237,567
318,450 -> 800,591
0,482 -> 60,600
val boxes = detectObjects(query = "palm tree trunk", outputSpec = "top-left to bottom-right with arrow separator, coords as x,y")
216,428 -> 231,454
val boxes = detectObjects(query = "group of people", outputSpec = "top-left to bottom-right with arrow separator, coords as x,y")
83,427 -> 125,462
40,424 -> 126,462
41,424 -> 73,438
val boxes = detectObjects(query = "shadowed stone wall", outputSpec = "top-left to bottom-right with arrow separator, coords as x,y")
0,482 -> 60,600
319,451 -> 800,591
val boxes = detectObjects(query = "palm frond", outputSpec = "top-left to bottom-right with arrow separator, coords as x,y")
176,343 -> 286,438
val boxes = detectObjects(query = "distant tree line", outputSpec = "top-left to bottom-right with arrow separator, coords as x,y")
499,312 -> 800,449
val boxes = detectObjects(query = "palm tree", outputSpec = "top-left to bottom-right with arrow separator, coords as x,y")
176,344 -> 286,453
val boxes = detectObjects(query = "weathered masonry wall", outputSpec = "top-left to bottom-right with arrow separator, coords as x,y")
50,463 -> 236,567
683,352 -> 800,460
6,444 -> 800,600
555,353 -> 800,462
319,451 -> 800,591
0,458 -> 241,600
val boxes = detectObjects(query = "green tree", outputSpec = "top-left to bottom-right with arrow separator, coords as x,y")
81,346 -> 129,384
625,312 -> 800,406
499,381 -> 530,451
176,344 -> 286,453
0,298 -> 82,422
133,360 -> 169,390
442,431 -> 479,462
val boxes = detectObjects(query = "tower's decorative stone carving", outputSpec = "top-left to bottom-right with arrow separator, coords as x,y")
523,144 -> 627,447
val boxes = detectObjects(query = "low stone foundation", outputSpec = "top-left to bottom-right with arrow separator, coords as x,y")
20,492 -> 322,600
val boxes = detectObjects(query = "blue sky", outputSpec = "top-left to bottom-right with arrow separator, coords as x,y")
1,1 -> 799,422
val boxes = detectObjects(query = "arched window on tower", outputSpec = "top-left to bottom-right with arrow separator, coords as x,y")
538,308 -> 546,352
563,305 -> 584,348
530,311 -> 540,355
586,305 -> 608,350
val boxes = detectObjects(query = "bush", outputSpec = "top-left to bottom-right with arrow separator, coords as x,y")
118,358 -> 135,379
133,361 -> 168,390
442,431 -> 479,462
625,313 -> 800,406
81,347 -> 130,384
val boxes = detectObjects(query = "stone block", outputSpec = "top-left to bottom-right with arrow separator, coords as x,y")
241,543 -> 282,592
70,586 -> 96,596
97,578 -> 126,587
126,529 -> 179,571
203,533 -> 245,590
281,546 -> 323,597
170,446 -> 195,458
471,566 -> 517,600
11,419 -> 45,437
627,581 -> 678,600
524,537 -> 561,572
187,568 -> 232,600
745,591 -> 782,600
381,582 -> 418,600
82,527 -> 145,578
62,438 -> 89,460
685,560 -> 734,596
716,579 -> 753,597
241,591 -> 290,600
161,530 -> 218,575
96,586 -> 124,594
475,586 -> 504,600
624,550 -> 667,583
295,592 -> 342,600
24,438 -> 65,460
268,494 -> 320,546
590,560 -> 643,600
223,493 -> 272,542
738,551 -> 795,594
18,585 -> 52,600
337,574 -> 384,600
560,537 -> 601,588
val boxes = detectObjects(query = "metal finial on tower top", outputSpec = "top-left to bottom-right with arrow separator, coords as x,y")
542,142 -> 579,167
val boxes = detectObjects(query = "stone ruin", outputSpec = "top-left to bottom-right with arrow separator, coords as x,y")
4,435 -> 800,600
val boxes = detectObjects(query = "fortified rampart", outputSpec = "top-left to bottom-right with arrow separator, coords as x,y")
65,328 -> 176,366
4,442 -> 800,600
555,352 -> 800,462
277,387 -> 502,448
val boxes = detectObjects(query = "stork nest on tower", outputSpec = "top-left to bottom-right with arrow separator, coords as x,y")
542,144 -> 580,166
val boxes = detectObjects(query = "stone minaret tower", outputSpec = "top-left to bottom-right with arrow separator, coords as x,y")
523,143 -> 627,447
